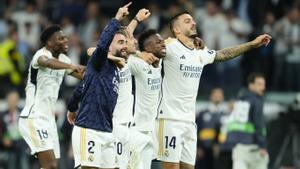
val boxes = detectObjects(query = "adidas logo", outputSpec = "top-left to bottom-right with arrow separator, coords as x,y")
147,70 -> 152,74
180,55 -> 186,59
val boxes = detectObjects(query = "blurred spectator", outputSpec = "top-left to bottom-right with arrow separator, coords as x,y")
230,73 -> 269,169
144,2 -> 161,30
61,16 -> 75,37
263,11 -> 276,36
0,21 -> 25,98
159,2 -> 183,38
78,1 -> 103,48
258,11 -> 276,89
11,1 -> 41,52
196,88 -> 228,169
0,109 -> 8,169
0,15 -> 8,42
0,91 -> 29,169
272,6 -> 300,91
219,10 -> 252,93
55,0 -> 85,26
197,0 -> 227,50
197,1 -> 253,95
214,100 -> 235,169
232,0 -> 267,31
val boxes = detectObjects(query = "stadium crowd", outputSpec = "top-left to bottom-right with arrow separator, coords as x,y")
0,0 -> 299,169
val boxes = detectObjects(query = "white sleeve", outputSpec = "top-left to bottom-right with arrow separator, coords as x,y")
201,47 -> 216,65
127,55 -> 143,75
31,51 -> 44,69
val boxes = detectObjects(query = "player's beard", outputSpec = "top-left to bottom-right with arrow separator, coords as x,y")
115,48 -> 128,59
188,26 -> 198,39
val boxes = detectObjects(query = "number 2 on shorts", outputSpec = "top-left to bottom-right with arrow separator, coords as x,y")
88,140 -> 95,154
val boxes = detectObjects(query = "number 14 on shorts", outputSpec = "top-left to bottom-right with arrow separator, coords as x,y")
165,136 -> 176,149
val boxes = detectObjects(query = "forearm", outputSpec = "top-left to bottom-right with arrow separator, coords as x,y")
42,58 -> 72,70
67,83 -> 84,112
214,41 -> 254,62
127,19 -> 138,36
91,18 -> 121,67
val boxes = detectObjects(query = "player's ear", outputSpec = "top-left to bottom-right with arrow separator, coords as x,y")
47,40 -> 53,47
173,26 -> 181,35
144,44 -> 151,52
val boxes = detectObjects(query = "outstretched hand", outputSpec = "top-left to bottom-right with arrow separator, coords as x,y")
115,2 -> 132,21
135,8 -> 151,22
251,34 -> 272,48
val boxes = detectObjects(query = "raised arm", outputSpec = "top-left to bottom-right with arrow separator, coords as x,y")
214,34 -> 272,62
127,8 -> 151,36
90,2 -> 131,68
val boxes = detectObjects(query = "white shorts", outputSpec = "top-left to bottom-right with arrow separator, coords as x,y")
113,123 -> 131,169
129,129 -> 154,169
72,125 -> 115,168
155,119 -> 197,165
18,117 -> 60,158
232,144 -> 269,169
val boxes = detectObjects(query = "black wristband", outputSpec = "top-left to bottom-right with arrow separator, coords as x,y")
134,16 -> 141,24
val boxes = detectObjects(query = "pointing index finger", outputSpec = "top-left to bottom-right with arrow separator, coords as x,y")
123,2 -> 132,8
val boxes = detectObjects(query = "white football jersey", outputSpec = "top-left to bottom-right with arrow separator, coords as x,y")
112,64 -> 134,124
157,38 -> 216,122
128,56 -> 161,131
20,47 -> 71,119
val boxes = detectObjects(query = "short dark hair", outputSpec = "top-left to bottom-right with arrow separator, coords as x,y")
170,11 -> 190,37
115,27 -> 128,37
138,29 -> 158,51
247,72 -> 265,85
40,25 -> 61,45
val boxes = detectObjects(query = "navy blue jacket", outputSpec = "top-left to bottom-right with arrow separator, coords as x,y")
73,19 -> 120,132
67,82 -> 84,113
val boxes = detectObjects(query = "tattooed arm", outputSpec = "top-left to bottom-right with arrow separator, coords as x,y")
214,34 -> 272,62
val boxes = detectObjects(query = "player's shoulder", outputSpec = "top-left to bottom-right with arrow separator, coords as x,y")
200,46 -> 216,55
34,47 -> 51,57
165,37 -> 177,45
